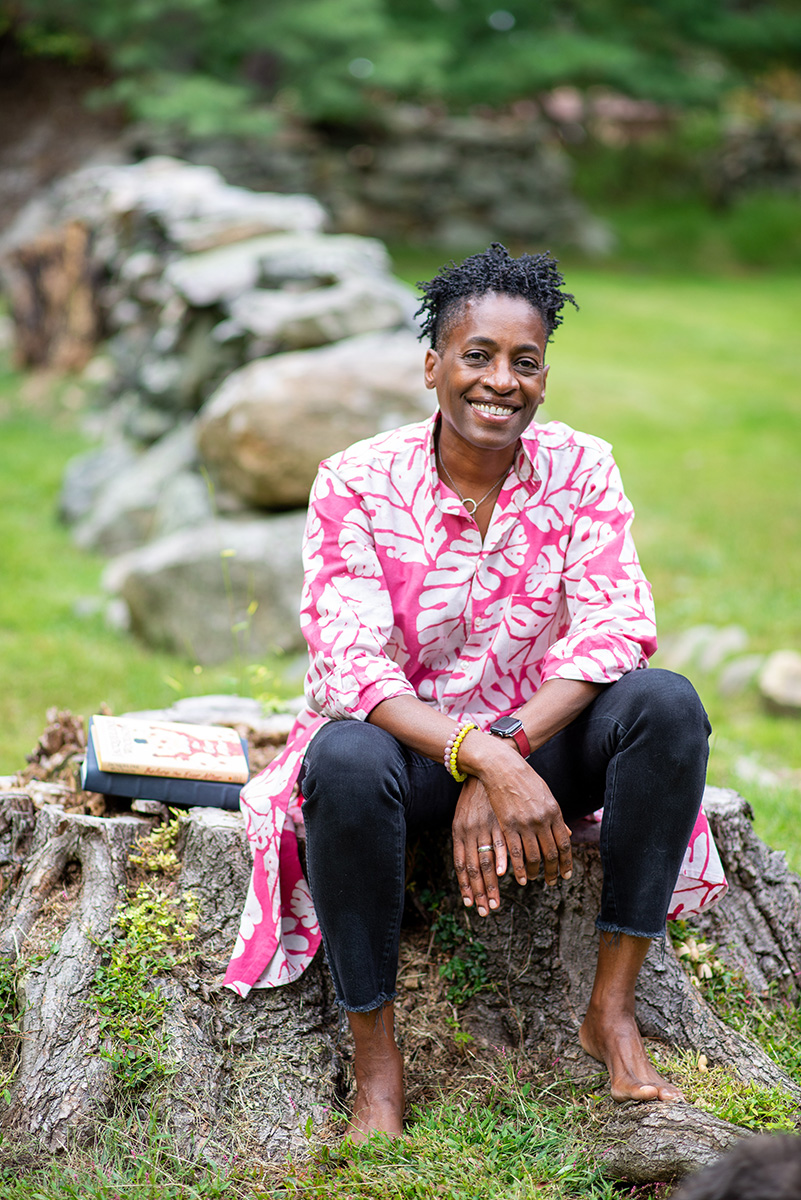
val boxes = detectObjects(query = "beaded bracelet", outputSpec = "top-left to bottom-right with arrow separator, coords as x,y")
446,720 -> 477,783
443,721 -> 465,774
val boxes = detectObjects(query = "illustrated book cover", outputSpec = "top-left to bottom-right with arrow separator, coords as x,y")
88,715 -> 249,783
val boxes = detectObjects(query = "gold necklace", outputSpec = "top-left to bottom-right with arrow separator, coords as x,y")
436,448 -> 510,516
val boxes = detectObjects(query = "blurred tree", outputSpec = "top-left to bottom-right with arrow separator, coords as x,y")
3,0 -> 801,134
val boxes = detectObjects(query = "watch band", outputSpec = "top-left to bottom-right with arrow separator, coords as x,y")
489,716 -> 531,759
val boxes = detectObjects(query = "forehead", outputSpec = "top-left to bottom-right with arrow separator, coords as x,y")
443,292 -> 548,349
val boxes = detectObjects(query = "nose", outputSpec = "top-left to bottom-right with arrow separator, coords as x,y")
482,356 -> 517,394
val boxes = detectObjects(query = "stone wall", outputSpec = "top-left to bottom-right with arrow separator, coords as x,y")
141,104 -> 610,253
0,158 -> 437,665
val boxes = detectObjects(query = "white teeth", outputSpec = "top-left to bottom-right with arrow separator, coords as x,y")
472,402 -> 515,416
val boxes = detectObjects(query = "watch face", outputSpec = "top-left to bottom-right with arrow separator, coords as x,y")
491,716 -> 523,736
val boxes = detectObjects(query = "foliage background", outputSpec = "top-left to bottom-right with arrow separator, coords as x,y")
5,0 -> 801,129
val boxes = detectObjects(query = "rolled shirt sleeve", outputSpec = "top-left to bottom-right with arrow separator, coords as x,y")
301,463 -> 417,720
537,450 -> 657,685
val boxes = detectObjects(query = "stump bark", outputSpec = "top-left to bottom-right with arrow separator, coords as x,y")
0,773 -> 799,1181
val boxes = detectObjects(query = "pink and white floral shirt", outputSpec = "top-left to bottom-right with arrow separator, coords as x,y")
224,416 -> 727,997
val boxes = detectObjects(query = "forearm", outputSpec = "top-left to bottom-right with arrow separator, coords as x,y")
367,679 -> 604,777
367,695 -> 460,761
515,678 -> 605,754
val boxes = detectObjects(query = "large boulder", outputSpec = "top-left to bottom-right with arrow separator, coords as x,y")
102,513 -> 307,664
196,330 -> 434,508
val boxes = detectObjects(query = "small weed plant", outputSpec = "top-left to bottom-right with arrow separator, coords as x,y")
418,887 -> 494,1006
670,920 -> 801,1121
128,809 -> 184,876
656,1048 -> 798,1131
91,815 -> 199,1091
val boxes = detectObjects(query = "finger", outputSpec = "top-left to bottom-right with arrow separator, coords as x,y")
537,828 -> 562,887
466,848 -> 493,917
520,831 -> 543,882
506,833 -> 529,887
452,839 -> 476,909
477,842 -> 501,912
557,824 -> 573,880
492,833 -> 508,879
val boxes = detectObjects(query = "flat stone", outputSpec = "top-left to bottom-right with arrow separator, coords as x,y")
221,273 -> 416,351
165,231 -> 392,308
759,650 -> 801,714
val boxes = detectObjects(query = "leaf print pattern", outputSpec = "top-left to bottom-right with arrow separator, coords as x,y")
224,416 -> 726,998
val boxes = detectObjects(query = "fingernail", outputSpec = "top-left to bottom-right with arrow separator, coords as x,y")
463,897 -> 472,906
489,898 -> 498,909
564,870 -> 573,880
478,907 -> 487,917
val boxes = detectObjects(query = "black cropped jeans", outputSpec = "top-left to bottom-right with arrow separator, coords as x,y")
301,668 -> 710,1013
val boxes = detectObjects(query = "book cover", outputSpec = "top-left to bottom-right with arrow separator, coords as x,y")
81,728 -> 245,811
89,715 -> 249,783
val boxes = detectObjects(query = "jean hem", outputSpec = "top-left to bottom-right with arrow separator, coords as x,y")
335,991 -> 398,1014
595,919 -> 665,940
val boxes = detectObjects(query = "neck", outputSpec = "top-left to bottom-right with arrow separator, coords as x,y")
436,425 -> 517,490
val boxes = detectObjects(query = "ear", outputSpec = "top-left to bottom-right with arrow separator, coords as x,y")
424,347 -> 440,391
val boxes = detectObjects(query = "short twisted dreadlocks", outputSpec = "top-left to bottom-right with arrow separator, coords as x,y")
415,243 -> 578,349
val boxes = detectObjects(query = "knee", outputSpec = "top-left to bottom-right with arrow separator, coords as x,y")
632,668 -> 711,748
302,721 -> 405,822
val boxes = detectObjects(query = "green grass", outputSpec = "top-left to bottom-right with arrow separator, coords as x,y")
0,1067 -> 651,1199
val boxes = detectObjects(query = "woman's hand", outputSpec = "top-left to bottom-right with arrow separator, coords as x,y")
452,776 -> 509,917
456,732 -> 573,902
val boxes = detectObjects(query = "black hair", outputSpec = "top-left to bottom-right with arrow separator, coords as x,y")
415,243 -> 578,349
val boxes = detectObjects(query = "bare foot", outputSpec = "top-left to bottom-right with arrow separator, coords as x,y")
579,1008 -> 683,1104
345,1043 -> 405,1144
345,1005 -> 405,1144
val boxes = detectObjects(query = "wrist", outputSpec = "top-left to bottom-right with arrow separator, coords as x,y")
489,713 -> 531,758
457,728 -> 511,777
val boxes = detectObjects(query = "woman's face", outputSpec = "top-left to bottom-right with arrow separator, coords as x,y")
424,292 -> 550,459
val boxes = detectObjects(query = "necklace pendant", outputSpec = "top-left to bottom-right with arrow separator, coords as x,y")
463,498 -> 478,515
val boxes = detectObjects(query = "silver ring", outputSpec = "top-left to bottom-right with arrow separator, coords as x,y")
477,844 -> 493,853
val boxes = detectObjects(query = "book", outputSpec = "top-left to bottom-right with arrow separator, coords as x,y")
81,723 -> 246,811
88,715 -> 249,784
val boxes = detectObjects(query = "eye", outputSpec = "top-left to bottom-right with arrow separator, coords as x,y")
463,350 -> 487,364
516,358 -> 541,373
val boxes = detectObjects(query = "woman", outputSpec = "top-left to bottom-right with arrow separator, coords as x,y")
225,244 -> 721,1141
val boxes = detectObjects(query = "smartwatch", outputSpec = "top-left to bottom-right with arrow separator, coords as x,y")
489,714 -> 531,758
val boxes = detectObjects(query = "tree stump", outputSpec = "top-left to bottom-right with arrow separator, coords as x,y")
3,220 -> 101,370
1,767 -> 799,1182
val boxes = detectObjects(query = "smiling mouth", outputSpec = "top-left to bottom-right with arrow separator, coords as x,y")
469,401 -> 518,416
